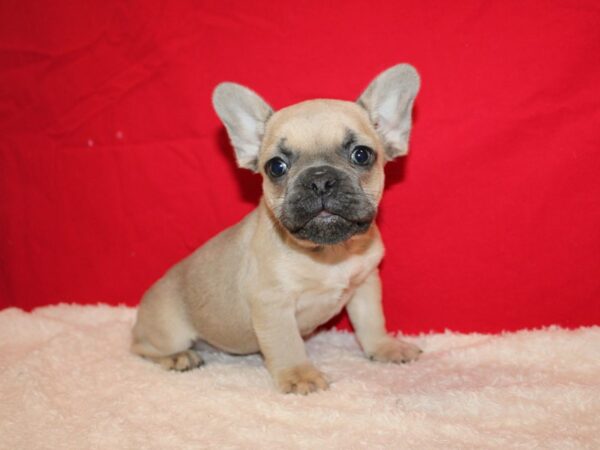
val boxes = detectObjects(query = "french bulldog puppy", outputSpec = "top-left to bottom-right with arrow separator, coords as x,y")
132,64 -> 421,394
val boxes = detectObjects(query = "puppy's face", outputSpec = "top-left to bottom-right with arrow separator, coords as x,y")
259,101 -> 383,245
213,64 -> 420,246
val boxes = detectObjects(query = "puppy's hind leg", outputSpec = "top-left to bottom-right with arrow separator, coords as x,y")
131,286 -> 203,372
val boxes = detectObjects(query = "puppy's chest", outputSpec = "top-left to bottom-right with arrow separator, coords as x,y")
293,256 -> 377,334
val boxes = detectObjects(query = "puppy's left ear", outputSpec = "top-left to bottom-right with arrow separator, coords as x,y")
357,64 -> 420,160
213,82 -> 274,172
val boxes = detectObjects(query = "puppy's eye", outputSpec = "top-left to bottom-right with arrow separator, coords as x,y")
266,157 -> 288,178
350,146 -> 373,166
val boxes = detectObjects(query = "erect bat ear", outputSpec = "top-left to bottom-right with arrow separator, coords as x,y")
357,64 -> 420,160
213,82 -> 273,172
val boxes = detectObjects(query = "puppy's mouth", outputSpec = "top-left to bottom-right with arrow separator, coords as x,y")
286,207 -> 374,245
278,164 -> 377,245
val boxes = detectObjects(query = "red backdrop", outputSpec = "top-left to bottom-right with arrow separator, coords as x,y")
1,0 -> 599,333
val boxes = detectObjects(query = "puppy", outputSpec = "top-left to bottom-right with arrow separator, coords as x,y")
132,64 -> 421,394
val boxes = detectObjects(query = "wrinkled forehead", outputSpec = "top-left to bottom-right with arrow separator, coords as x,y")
261,99 -> 377,156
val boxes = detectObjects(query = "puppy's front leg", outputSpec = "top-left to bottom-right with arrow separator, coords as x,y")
250,294 -> 329,394
347,270 -> 422,363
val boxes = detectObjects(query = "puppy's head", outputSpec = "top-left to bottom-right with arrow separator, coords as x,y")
213,64 -> 420,246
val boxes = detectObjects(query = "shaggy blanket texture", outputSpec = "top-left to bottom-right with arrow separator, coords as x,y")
0,305 -> 598,449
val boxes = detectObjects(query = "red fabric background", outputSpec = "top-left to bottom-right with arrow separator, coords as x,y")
1,1 -> 599,333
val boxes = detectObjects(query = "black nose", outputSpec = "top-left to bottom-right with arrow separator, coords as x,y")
307,167 -> 338,196
311,177 -> 337,195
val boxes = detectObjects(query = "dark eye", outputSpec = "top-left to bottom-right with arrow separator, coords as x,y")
266,157 -> 288,178
350,146 -> 373,166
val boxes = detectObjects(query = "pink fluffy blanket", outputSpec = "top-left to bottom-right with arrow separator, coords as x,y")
1,305 -> 598,448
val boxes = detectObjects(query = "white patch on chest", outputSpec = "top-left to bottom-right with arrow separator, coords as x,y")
293,251 -> 379,336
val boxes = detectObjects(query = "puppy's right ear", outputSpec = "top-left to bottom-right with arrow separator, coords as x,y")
212,83 -> 273,172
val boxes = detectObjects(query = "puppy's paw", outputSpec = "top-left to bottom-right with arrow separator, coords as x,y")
153,350 -> 204,371
276,363 -> 329,395
368,337 -> 422,364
